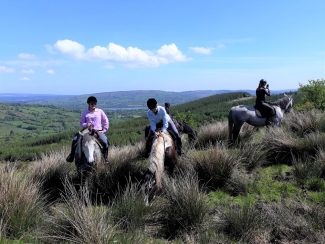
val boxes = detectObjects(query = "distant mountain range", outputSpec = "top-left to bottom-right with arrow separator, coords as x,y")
0,89 -> 298,109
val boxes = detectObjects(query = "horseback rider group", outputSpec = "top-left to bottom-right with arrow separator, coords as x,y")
66,78 -> 277,163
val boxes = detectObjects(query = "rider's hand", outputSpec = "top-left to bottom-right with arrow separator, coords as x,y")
87,122 -> 92,128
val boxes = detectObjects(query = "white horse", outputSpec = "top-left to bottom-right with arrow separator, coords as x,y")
228,93 -> 295,144
141,131 -> 177,206
75,129 -> 104,179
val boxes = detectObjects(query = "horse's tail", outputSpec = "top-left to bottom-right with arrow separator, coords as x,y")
228,108 -> 234,142
148,136 -> 165,189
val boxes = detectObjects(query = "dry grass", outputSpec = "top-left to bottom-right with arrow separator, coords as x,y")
47,179 -> 117,244
285,110 -> 324,136
196,122 -> 228,147
188,146 -> 240,189
0,163 -> 47,240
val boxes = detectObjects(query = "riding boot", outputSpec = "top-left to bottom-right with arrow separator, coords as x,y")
66,141 -> 77,163
176,137 -> 184,156
144,137 -> 153,158
103,147 -> 109,163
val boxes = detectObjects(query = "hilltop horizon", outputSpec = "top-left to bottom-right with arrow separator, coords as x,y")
0,87 -> 299,96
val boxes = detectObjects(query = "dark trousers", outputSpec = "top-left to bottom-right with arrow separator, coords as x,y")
256,101 -> 275,117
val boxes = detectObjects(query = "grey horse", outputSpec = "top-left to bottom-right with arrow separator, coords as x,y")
228,93 -> 295,144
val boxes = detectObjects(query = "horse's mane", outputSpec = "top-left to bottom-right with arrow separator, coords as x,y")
271,96 -> 291,110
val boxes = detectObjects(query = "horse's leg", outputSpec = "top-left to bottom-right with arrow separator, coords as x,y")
233,122 -> 244,145
228,109 -> 235,143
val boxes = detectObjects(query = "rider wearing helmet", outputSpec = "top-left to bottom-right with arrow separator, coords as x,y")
145,98 -> 183,157
164,102 -> 171,115
255,79 -> 277,126
66,96 -> 110,163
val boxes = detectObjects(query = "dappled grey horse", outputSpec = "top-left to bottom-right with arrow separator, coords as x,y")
228,93 -> 295,144
75,129 -> 104,181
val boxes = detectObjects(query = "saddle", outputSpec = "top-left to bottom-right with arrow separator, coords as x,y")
254,103 -> 276,118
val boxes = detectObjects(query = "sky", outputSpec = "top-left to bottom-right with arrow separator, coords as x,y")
0,0 -> 324,95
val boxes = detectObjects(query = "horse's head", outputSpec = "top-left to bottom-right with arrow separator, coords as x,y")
82,132 -> 100,164
283,93 -> 295,113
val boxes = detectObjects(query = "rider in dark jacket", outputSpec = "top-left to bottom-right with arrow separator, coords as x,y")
255,79 -> 277,126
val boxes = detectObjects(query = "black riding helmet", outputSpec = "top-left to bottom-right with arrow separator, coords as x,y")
147,98 -> 157,109
165,102 -> 170,108
259,79 -> 267,85
87,96 -> 97,104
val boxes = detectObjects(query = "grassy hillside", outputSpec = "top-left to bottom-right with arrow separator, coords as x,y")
1,108 -> 325,243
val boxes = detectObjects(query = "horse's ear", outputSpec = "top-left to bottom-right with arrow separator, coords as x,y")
284,93 -> 287,97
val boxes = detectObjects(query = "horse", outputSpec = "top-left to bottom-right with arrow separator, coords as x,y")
74,128 -> 105,181
228,93 -> 295,144
141,130 -> 177,206
144,118 -> 197,144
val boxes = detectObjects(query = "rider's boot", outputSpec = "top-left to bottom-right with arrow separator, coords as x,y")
66,141 -> 77,163
143,137 -> 152,158
103,147 -> 109,163
176,137 -> 184,156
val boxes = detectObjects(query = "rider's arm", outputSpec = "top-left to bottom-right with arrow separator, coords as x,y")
147,110 -> 157,132
101,110 -> 109,133
264,88 -> 271,96
80,111 -> 88,128
161,108 -> 169,132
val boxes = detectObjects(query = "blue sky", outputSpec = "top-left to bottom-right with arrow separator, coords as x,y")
0,0 -> 324,95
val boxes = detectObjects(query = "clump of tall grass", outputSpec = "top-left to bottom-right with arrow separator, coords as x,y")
189,146 -> 240,189
47,179 -> 117,244
0,163 -> 47,241
216,198 -> 265,243
28,149 -> 74,202
261,126 -> 302,165
87,144 -> 146,203
111,180 -> 159,234
159,171 -> 211,239
263,200 -> 324,243
292,149 -> 325,191
285,110 -> 324,136
196,122 -> 228,148
235,137 -> 266,171
224,168 -> 252,196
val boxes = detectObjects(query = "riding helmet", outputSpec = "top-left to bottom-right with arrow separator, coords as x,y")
87,96 -> 97,104
147,98 -> 157,109
165,102 -> 170,108
259,79 -> 267,85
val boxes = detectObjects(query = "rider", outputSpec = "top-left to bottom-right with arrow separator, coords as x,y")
164,102 -> 171,115
66,96 -> 110,163
145,98 -> 183,157
255,79 -> 277,126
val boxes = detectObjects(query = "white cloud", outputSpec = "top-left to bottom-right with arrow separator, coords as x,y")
21,69 -> 35,74
0,65 -> 14,73
20,77 -> 30,81
50,39 -> 189,67
190,47 -> 214,55
47,69 -> 55,74
18,53 -> 36,59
